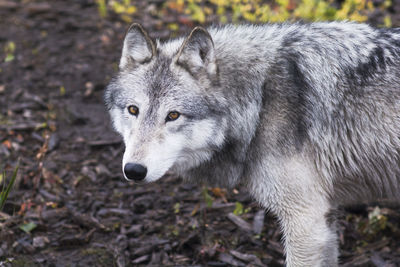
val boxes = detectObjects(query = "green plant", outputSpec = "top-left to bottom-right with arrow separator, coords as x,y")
19,221 -> 37,234
233,201 -> 252,215
96,0 -> 137,22
0,163 -> 19,211
96,0 -> 392,30
173,202 -> 181,213
166,0 -> 390,24
233,201 -> 244,215
4,41 -> 15,63
96,0 -> 108,18
362,207 -> 388,237
202,186 -> 214,208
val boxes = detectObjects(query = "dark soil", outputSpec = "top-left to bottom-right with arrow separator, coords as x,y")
1,0 -> 400,266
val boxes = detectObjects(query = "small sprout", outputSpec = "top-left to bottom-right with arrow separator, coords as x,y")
174,202 -> 181,214
60,86 -> 66,96
111,222 -> 120,230
202,187 -> 214,208
233,202 -> 244,216
0,163 -> 19,211
172,227 -> 179,236
4,41 -> 15,62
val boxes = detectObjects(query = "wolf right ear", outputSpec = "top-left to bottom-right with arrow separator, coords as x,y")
176,27 -> 217,80
120,23 -> 156,69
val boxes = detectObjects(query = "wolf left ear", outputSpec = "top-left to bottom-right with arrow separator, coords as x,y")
120,23 -> 156,69
176,27 -> 217,79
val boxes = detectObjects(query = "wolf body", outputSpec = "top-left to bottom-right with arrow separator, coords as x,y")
105,22 -> 400,266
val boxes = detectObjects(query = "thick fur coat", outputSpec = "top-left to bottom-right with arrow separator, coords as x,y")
105,22 -> 400,266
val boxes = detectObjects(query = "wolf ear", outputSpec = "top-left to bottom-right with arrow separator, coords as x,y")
176,27 -> 217,79
120,23 -> 156,69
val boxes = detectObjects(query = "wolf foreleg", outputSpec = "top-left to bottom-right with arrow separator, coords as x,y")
249,155 -> 338,266
277,200 -> 338,267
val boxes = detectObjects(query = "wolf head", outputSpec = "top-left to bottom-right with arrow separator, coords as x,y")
105,24 -> 228,183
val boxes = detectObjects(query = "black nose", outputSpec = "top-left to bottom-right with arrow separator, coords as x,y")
124,163 -> 147,181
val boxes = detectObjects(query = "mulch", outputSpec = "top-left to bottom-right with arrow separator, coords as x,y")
1,0 -> 400,266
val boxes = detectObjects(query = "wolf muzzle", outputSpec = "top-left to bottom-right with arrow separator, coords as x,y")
123,163 -> 147,181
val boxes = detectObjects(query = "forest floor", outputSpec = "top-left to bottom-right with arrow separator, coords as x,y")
1,0 -> 400,266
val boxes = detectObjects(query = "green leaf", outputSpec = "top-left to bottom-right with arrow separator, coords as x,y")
233,202 -> 244,216
19,222 -> 37,233
35,122 -> 48,130
4,54 -> 14,62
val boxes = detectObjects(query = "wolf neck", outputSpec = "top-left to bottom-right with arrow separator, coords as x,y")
182,25 -> 285,187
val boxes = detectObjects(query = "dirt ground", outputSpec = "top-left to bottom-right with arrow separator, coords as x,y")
1,0 -> 400,266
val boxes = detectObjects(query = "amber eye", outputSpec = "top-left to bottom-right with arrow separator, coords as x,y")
166,111 -> 180,122
127,105 -> 139,116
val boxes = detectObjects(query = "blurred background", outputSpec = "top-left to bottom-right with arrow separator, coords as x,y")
0,0 -> 400,266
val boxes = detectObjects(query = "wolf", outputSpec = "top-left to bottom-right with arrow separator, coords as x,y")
105,21 -> 400,266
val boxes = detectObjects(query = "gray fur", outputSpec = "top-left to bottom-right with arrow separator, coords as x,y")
105,22 -> 400,266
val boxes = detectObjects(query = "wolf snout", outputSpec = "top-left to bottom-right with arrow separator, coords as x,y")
123,163 -> 147,181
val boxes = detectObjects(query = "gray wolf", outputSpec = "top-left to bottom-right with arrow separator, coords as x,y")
105,22 -> 400,266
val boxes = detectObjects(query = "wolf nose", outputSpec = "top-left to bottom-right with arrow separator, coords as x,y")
124,163 -> 147,181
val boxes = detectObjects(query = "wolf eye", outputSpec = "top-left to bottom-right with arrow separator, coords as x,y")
166,111 -> 180,122
128,105 -> 139,116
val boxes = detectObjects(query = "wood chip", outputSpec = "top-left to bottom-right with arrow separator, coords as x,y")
371,253 -> 388,267
0,211 -> 11,219
88,139 -> 122,147
71,211 -> 107,230
218,252 -> 246,267
227,212 -> 252,233
131,245 -> 155,257
0,1 -> 18,10
132,255 -> 150,264
252,209 -> 265,235
121,224 -> 143,235
26,2 -> 51,14
41,207 -> 69,222
0,122 -> 44,131
230,250 -> 264,266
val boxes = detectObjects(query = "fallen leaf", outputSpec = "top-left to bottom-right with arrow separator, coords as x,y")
19,222 -> 37,233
